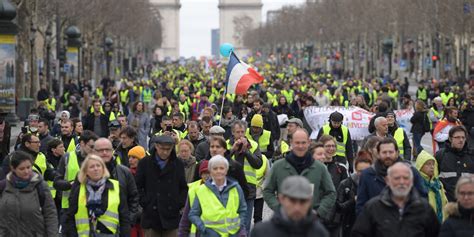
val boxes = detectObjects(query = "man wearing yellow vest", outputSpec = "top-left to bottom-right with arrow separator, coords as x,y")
429,97 -> 444,133
246,114 -> 274,159
386,111 -> 412,160
228,120 -> 263,232
416,82 -> 428,104
60,119 -> 79,153
316,111 -> 354,172
440,87 -> 454,106
119,85 -> 130,116
54,131 -> 98,222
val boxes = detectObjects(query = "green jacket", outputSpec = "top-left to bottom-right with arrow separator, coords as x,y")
263,153 -> 336,219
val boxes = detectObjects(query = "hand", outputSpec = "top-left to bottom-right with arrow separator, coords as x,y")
240,138 -> 249,152
232,140 -> 242,152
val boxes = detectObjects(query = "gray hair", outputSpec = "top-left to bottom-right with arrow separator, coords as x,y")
387,162 -> 413,180
231,120 -> 247,132
374,117 -> 387,127
455,175 -> 474,199
208,155 -> 229,171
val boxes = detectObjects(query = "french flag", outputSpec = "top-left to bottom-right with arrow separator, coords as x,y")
225,52 -> 264,95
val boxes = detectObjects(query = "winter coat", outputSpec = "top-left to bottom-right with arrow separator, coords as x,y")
352,188 -> 439,237
39,132 -> 54,155
439,202 -> 474,237
415,150 -> 448,222
82,113 -> 109,138
263,152 -> 336,219
127,111 -> 150,148
188,178 -> 247,237
251,208 -> 329,237
195,140 -> 210,162
436,143 -> 474,202
135,148 -> 188,230
0,172 -> 58,237
410,110 -> 428,134
115,142 -> 138,168
460,103 -> 474,132
64,178 -> 130,237
180,156 -> 198,183
355,159 -> 428,215
336,174 -> 358,237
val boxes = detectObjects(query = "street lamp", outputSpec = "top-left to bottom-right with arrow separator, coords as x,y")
45,23 -> 52,92
105,37 -> 114,78
65,25 -> 81,82
29,22 -> 36,96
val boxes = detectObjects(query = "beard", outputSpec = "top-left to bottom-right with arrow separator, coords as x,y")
390,184 -> 412,198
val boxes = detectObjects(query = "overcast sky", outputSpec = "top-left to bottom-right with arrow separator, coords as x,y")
179,0 -> 305,58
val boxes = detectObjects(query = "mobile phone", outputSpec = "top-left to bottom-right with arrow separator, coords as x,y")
21,127 -> 28,134
166,125 -> 173,132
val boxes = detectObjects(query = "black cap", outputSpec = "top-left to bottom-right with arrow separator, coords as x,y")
329,111 -> 343,122
150,135 -> 175,145
108,120 -> 121,128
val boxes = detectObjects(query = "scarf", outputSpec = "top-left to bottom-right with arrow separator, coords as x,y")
423,177 -> 444,222
11,172 -> 32,189
285,152 -> 314,174
180,156 -> 196,168
86,178 -> 107,218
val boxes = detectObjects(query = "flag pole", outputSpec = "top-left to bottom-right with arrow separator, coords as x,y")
218,50 -> 233,126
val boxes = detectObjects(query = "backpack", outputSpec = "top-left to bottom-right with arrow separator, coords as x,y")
422,112 -> 431,133
0,179 -> 46,207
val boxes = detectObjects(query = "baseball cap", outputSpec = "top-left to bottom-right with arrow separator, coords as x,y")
286,118 -> 303,128
279,176 -> 313,199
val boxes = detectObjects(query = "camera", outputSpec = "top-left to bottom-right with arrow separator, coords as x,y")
21,127 -> 28,134
166,125 -> 173,132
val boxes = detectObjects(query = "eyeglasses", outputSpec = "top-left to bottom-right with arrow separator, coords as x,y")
94,148 -> 113,153
28,140 -> 40,144
458,191 -> 474,198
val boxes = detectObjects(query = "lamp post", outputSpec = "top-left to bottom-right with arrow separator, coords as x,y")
29,22 -> 36,97
105,37 -> 114,78
45,23 -> 52,92
65,25 -> 81,83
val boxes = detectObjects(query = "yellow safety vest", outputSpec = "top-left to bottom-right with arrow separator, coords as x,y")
32,152 -> 55,198
46,98 -> 57,112
245,129 -> 271,153
178,101 -> 190,119
322,124 -> 348,157
63,136 -> 77,153
440,92 -> 454,105
62,151 -> 81,208
388,90 -> 399,101
431,107 -> 444,120
75,179 -> 120,236
119,90 -> 129,103
96,88 -> 103,99
280,140 -> 290,154
142,89 -> 152,103
281,90 -> 294,104
227,139 -> 259,185
188,180 -> 203,234
393,127 -> 405,157
255,155 -> 268,189
417,88 -> 427,101
196,184 -> 240,236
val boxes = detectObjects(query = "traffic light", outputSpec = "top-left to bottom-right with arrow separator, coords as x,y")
432,54 -> 439,68
58,48 -> 66,67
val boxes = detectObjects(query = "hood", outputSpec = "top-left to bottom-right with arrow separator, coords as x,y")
6,172 -> 41,191
415,150 -> 439,180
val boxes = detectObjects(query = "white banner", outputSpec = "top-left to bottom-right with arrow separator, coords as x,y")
304,106 -> 413,141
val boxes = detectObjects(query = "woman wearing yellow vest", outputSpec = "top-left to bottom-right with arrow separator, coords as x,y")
64,155 -> 130,237
189,155 -> 247,237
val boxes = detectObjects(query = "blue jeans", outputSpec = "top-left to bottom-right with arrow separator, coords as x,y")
413,132 -> 424,157
245,199 -> 254,233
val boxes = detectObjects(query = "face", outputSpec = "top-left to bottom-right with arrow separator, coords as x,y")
188,126 -> 200,141
312,147 -> 326,162
93,102 -> 101,113
161,119 -> 173,131
287,123 -> 299,135
421,159 -> 435,178
128,156 -> 139,169
378,143 -> 399,167
376,118 -> 388,135
61,112 -> 69,120
179,144 -> 192,159
458,183 -> 474,209
210,162 -> 227,182
291,131 -> 310,157
386,115 -> 395,126
61,122 -> 73,136
450,110 -> 459,119
355,162 -> 371,176
52,143 -> 66,157
155,143 -> 173,160
201,171 -> 210,182
201,122 -> 212,135
94,140 -> 114,163
330,120 -> 341,129
37,122 -> 48,135
26,135 -> 41,153
136,102 -> 144,112
278,195 -> 312,222
386,165 -> 413,198
86,159 -> 104,182
173,116 -> 183,127
210,140 -> 226,157
120,134 -> 134,148
103,103 -> 112,112
75,122 -> 83,134
232,125 -> 245,140
251,126 -> 262,136
117,117 -> 127,127
449,131 -> 466,150
253,102 -> 262,112
323,140 -> 337,160
80,139 -> 95,156
12,160 -> 33,180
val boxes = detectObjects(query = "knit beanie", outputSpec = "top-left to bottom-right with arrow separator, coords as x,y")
128,146 -> 146,160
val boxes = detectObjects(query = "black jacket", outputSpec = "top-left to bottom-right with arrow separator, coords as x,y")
106,160 -> 140,224
82,113 -> 109,138
64,179 -> 130,237
115,142 -> 138,168
460,103 -> 474,132
436,144 -> 474,202
336,174 -> 358,237
251,208 -> 329,237
135,148 -> 188,230
39,132 -> 54,155
410,111 -> 428,134
352,188 -> 439,237
439,202 -> 474,237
